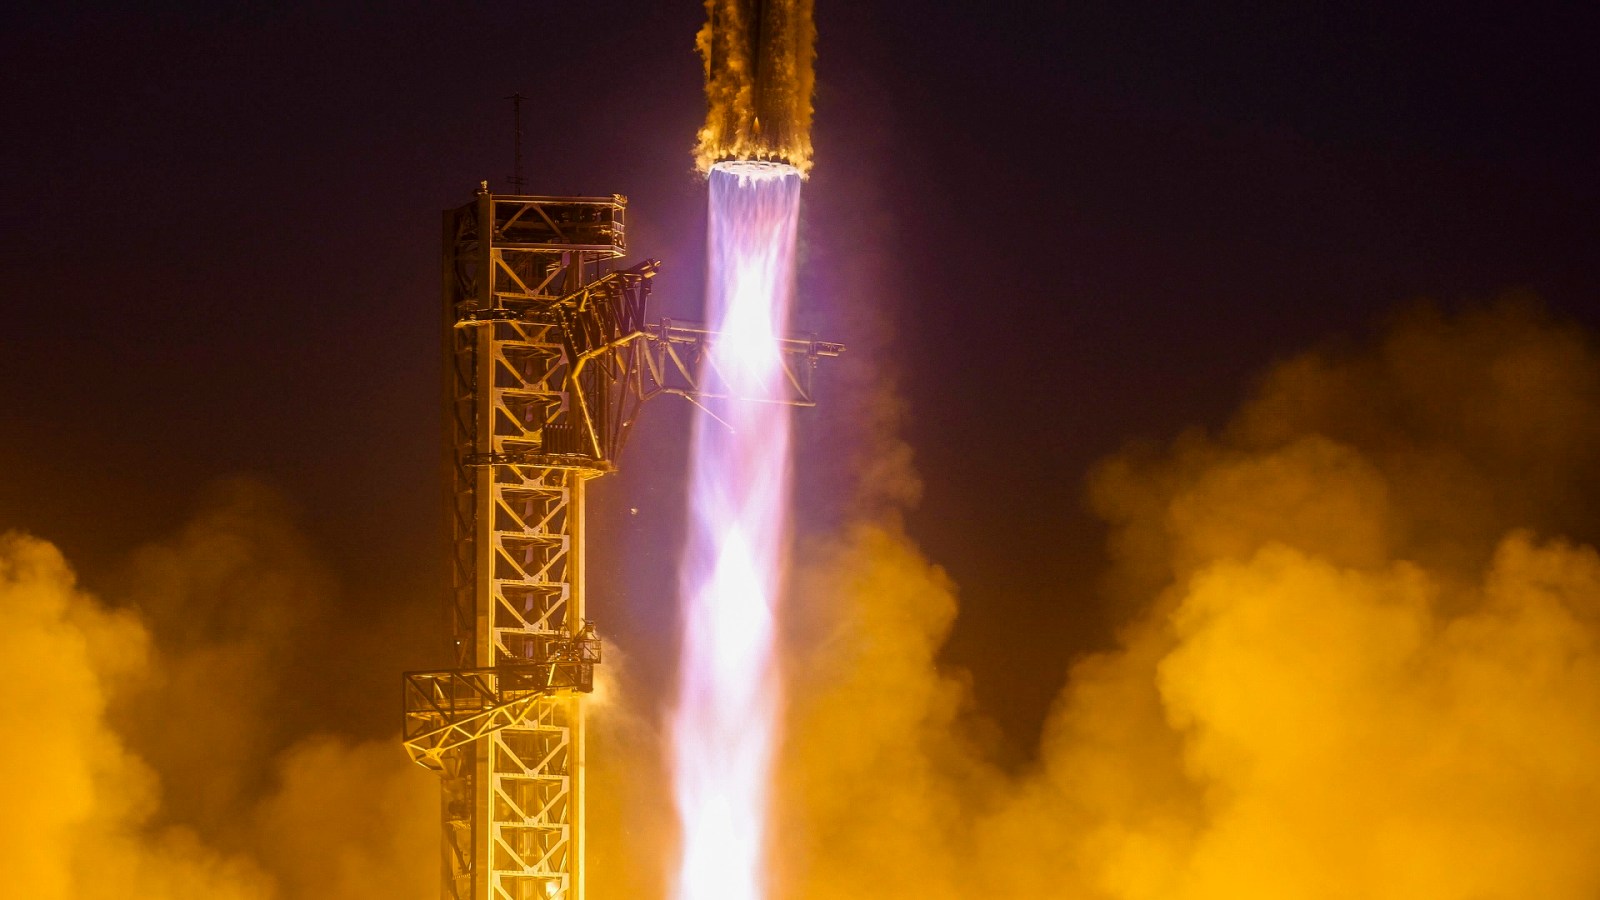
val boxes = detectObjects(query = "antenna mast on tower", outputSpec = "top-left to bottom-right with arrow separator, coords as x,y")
505,92 -> 528,193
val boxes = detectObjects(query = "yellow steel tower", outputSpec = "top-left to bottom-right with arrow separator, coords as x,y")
403,183 -> 840,900
406,186 -> 642,900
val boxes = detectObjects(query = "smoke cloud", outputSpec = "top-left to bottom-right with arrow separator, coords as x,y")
0,480 -> 436,900
253,737 -> 437,900
761,298 -> 1600,899
0,530 -> 273,899
111,480 -> 332,836
12,298 -> 1600,898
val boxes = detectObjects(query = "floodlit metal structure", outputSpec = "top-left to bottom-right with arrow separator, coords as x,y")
404,184 -> 840,900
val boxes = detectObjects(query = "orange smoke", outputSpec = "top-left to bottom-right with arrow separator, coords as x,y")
0,530 -> 273,899
13,297 -> 1600,899
0,481 -> 436,900
763,299 -> 1600,899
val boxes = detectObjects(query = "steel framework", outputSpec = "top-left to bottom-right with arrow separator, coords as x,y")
405,185 -> 839,900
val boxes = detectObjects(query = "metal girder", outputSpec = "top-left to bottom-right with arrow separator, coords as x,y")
638,321 -> 844,408
451,260 -> 839,471
404,632 -> 601,770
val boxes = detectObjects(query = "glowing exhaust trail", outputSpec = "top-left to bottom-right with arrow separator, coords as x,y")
671,160 -> 803,900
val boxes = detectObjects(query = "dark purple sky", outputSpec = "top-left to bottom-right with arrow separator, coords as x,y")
2,1 -> 1596,752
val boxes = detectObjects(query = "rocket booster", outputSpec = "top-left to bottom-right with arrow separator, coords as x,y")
695,0 -> 816,176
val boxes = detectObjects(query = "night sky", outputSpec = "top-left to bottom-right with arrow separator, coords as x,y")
3,1 -> 1596,754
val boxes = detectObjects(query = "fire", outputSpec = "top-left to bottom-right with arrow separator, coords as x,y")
670,161 -> 804,900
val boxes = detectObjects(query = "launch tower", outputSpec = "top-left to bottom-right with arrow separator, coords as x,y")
402,184 -> 840,900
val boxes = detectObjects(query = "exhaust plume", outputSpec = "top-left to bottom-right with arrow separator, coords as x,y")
694,0 -> 816,176
671,163 -> 804,900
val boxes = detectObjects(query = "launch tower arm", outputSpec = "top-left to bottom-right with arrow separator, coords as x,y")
403,630 -> 602,770
640,321 -> 844,408
457,258 -> 843,470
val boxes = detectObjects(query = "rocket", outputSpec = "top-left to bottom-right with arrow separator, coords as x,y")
695,0 -> 816,175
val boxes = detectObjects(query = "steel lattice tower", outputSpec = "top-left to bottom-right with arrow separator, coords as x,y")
403,183 -> 840,900
407,187 -> 634,900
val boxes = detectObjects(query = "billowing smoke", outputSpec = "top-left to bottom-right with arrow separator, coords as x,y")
111,481 -> 333,835
0,480 -> 436,900
12,291 -> 1600,899
0,529 -> 272,899
694,0 -> 816,175
253,737 -> 436,899
764,299 -> 1600,899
